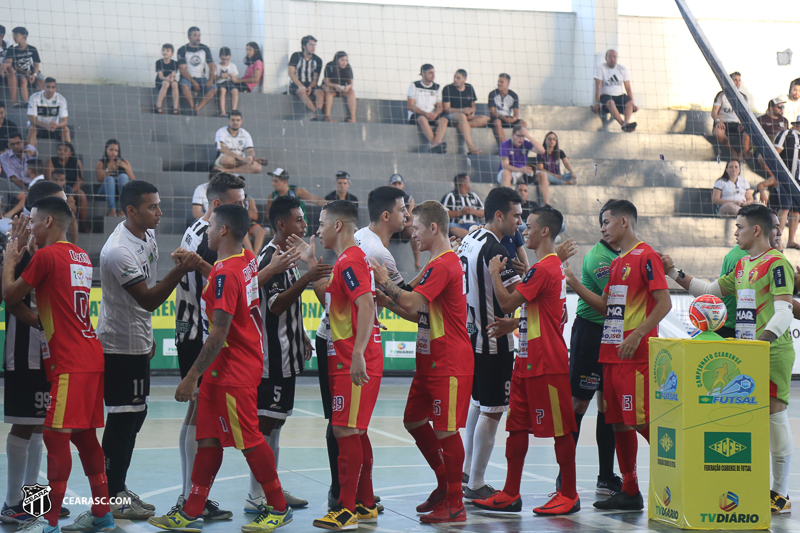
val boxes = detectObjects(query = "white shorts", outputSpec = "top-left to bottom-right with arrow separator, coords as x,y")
497,170 -> 524,185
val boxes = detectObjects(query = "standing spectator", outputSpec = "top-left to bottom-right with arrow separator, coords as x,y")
322,51 -> 356,123
0,133 -> 37,188
213,111 -> 264,174
516,181 -> 538,220
288,35 -> 323,119
0,102 -> 19,151
46,141 -> 87,228
155,44 -> 180,115
712,71 -> 750,161
388,173 -> 420,269
442,69 -> 489,155
712,160 -> 753,217
497,125 -> 545,188
592,49 -> 637,132
407,64 -> 448,153
324,171 -> 359,204
177,27 -> 217,114
26,77 -> 70,146
96,139 -> 135,217
3,27 -> 43,108
774,118 -> 800,248
215,47 -> 240,117
758,97 -> 789,139
781,78 -> 800,125
442,174 -> 484,239
488,73 -> 526,144
238,42 -> 264,93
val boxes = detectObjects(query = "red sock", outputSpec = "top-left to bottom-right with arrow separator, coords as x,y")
439,433 -> 465,508
502,431 -> 528,496
355,433 -> 375,507
554,434 -> 577,499
615,430 -> 639,496
183,446 -> 223,518
245,441 -> 286,512
636,426 -> 650,444
336,434 -> 363,512
408,424 -> 446,493
43,430 -> 72,527
70,429 -> 110,517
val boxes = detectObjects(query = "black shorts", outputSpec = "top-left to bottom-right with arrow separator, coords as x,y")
717,326 -> 737,339
257,374 -> 297,420
289,81 -> 318,94
600,94 -> 631,113
471,350 -> 513,412
177,336 -> 204,380
4,366 -> 50,424
104,353 -> 150,412
723,122 -> 746,149
32,127 -> 65,140
316,335 -> 333,419
569,315 -> 605,400
494,117 -> 522,127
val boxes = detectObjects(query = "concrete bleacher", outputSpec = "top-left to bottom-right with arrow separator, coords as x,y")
3,83 -> 791,282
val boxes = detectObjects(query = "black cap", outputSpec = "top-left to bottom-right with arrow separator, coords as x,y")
336,171 -> 350,180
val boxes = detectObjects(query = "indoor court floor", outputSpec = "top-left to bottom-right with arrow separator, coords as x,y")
4,376 -> 800,533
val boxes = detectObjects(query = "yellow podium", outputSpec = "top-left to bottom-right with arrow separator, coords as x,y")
648,338 -> 770,529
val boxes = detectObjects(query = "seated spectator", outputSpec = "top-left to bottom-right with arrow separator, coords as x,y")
178,27 -> 217,114
489,73 -> 526,143
442,173 -> 484,239
26,158 -> 45,185
213,111 -> 264,174
758,96 -> 788,139
443,69 -> 489,155
322,51 -> 356,122
0,101 -> 19,151
324,171 -> 359,203
531,131 -> 576,206
46,141 -> 87,228
497,125 -> 544,188
27,77 -> 70,146
95,139 -> 135,216
781,78 -> 800,125
712,71 -> 750,160
216,46 -> 240,117
267,168 -> 326,224
243,181 -> 266,253
288,35 -> 323,119
407,64 -> 448,153
592,49 -> 637,132
0,25 -> 11,79
712,160 -> 753,217
155,43 -> 180,115
516,181 -> 539,220
3,27 -> 44,108
239,42 -> 264,93
0,132 -> 37,189
388,173 -> 420,269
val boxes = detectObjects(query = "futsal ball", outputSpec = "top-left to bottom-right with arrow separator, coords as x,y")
688,294 -> 727,332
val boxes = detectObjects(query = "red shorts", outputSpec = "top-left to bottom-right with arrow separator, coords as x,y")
46,372 -> 105,430
196,382 -> 263,450
403,374 -> 472,431
506,373 -> 576,438
603,363 -> 649,426
329,374 -> 382,430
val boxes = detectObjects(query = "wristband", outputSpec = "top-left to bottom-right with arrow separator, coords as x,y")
667,268 -> 679,280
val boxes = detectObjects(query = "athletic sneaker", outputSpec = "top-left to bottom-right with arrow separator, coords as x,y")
17,517 -> 59,533
419,502 -> 466,523
244,494 -> 266,514
60,507 -> 71,518
312,505 -> 358,530
771,490 -> 792,514
533,492 -> 580,515
148,508 -> 203,533
354,503 -> 378,523
282,490 -> 308,509
203,500 -> 232,520
241,506 -> 293,532
61,510 -> 116,532
124,488 -> 156,511
463,484 -> 495,501
1,502 -> 35,524
593,491 -> 644,511
416,489 -> 446,513
596,474 -> 623,495
111,495 -> 155,519
472,491 -> 522,512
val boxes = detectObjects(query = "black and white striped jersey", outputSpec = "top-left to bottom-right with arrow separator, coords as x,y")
3,252 -> 43,372
175,219 -> 216,344
289,52 -> 322,85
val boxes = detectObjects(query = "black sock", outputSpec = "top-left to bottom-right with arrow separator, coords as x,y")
102,410 -> 147,496
326,421 -> 340,497
572,412 -> 585,446
596,411 -> 616,479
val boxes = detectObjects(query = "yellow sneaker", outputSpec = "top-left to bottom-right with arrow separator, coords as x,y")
354,502 -> 378,523
241,506 -> 293,532
312,505 -> 358,530
771,490 -> 792,514
147,509 -> 203,532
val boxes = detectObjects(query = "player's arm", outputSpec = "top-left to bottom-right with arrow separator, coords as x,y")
376,289 -> 419,322
759,294 -> 794,343
350,292 -> 375,386
619,289 -> 671,360
563,259 -> 608,315
269,257 -> 333,315
488,255 -> 527,314
175,309 -> 232,401
660,254 -> 728,297
124,249 -> 203,312
371,259 -> 428,314
298,187 -> 327,208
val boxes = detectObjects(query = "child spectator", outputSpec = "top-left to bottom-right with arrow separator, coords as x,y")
215,47 -> 240,117
3,27 -> 43,108
155,44 -> 180,115
238,42 -> 264,93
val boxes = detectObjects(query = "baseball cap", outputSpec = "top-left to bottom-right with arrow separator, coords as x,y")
793,116 -> 800,125
336,171 -> 350,180
269,168 -> 290,179
389,174 -> 404,184
772,96 -> 787,106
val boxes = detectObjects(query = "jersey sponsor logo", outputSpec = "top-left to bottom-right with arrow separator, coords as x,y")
215,275 -> 226,298
342,266 -> 360,291
748,267 -> 759,283
70,264 -> 91,288
121,267 -> 140,279
621,266 -> 631,280
736,268 -> 744,281
735,309 -> 754,321
523,267 -> 536,283
631,248 -> 643,255
595,264 -> 610,279
774,265 -> 787,287
646,259 -> 654,280
68,250 -> 90,264
607,305 -> 624,317
418,267 -> 433,285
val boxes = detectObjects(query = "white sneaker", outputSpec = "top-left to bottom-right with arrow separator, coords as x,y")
283,489 -> 308,509
17,518 -> 58,533
244,493 -> 266,514
123,488 -> 156,512
111,494 -> 154,520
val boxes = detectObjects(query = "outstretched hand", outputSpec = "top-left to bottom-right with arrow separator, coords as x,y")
287,234 -> 316,264
369,258 -> 390,286
555,238 -> 578,262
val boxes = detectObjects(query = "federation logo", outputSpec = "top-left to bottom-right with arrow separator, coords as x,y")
653,349 -> 678,401
657,427 -> 676,467
704,432 -> 751,471
719,491 -> 739,512
695,352 -> 756,404
21,484 -> 51,517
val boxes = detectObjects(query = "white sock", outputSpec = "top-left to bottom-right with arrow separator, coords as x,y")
6,434 -> 29,506
24,433 -> 43,487
184,425 -> 198,499
468,415 -> 500,490
249,469 -> 264,499
770,410 -> 793,496
268,428 -> 281,469
462,403 -> 481,477
178,424 -> 188,500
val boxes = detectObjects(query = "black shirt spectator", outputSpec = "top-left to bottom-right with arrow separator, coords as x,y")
443,83 -> 478,110
49,154 -> 81,188
0,107 -> 18,152
324,61 -> 353,87
324,190 -> 359,203
289,51 -> 322,86
155,58 -> 179,84
6,43 -> 40,74
758,97 -> 789,140
520,199 -> 538,221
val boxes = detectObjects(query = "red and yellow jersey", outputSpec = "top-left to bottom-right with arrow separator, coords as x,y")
21,242 -> 104,380
599,242 -> 668,364
326,246 -> 383,376
514,254 -> 568,377
202,250 -> 263,387
412,250 -> 472,376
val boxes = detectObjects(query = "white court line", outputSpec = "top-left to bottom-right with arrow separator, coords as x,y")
294,406 -> 416,444
136,473 -> 249,500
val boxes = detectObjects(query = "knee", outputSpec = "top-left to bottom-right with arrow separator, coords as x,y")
251,162 -> 263,173
572,399 -> 590,415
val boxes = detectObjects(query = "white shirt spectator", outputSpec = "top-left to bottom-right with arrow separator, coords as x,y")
216,62 -> 239,83
214,126 -> 254,158
781,97 -> 800,127
27,91 -> 68,125
713,177 -> 751,204
192,182 -> 209,215
713,91 -> 747,124
407,80 -> 442,119
594,62 -> 630,97
177,44 -> 213,78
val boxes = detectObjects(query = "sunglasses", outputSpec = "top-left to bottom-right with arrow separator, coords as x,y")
777,105 -> 785,109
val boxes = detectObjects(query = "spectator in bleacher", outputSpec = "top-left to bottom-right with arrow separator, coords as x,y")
239,42 -> 264,93
177,27 -> 217,115
407,64 -> 448,153
213,111 -> 264,174
322,51 -> 356,122
266,168 -> 326,221
3,27 -> 44,108
0,26 -> 11,78
0,132 -> 37,188
288,35 -> 323,119
215,47 -> 240,117
531,131 -> 576,206
95,139 -> 135,216
324,171 -> 359,204
46,141 -> 87,228
712,71 -> 750,161
26,77 -> 70,146
442,69 -> 490,155
592,49 -> 637,132
780,78 -> 800,125
497,125 -> 545,188
712,160 -> 753,217
388,173 -> 420,269
516,181 -> 538,220
155,43 -> 180,115
758,97 -> 789,139
0,102 -> 19,151
442,173 -> 484,239
773,117 -> 800,248
489,73 -> 526,144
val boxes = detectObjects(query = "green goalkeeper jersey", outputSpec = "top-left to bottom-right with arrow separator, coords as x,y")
575,240 -> 619,324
